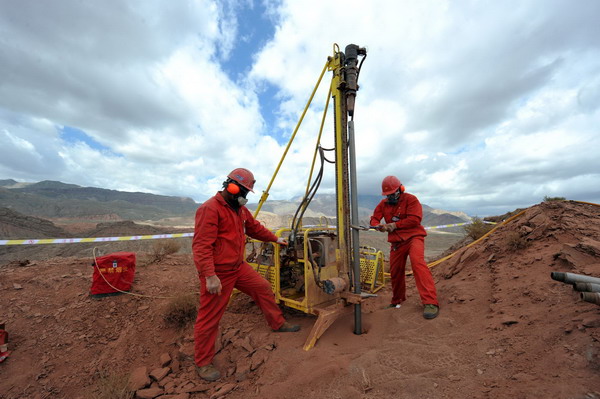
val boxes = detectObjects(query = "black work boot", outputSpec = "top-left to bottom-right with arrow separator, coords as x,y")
274,321 -> 300,332
423,304 -> 439,319
196,363 -> 221,381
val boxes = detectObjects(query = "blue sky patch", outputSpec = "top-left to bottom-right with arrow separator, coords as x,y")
218,2 -> 287,144
221,2 -> 275,80
60,126 -> 113,153
259,82 -> 289,143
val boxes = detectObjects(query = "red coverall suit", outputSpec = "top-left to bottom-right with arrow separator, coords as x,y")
370,193 -> 439,307
192,193 -> 285,367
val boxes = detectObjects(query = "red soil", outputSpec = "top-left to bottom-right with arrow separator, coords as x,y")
1,200 -> 599,398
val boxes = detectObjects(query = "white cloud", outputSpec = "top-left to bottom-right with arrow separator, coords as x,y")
248,0 -> 600,214
3,130 -> 35,152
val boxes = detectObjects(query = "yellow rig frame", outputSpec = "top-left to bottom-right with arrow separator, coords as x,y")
246,44 -> 385,350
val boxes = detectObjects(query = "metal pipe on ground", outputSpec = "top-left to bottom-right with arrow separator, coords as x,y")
550,272 -> 600,286
574,282 -> 600,293
580,292 -> 600,306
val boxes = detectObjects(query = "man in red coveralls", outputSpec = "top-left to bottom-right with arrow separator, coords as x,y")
192,168 -> 300,381
370,176 -> 439,319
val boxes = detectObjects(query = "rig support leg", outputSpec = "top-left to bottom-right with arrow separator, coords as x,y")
303,303 -> 352,351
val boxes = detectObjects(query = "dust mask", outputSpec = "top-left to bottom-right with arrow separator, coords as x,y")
387,191 -> 400,205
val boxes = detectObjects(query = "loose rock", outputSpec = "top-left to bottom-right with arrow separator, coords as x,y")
129,366 -> 150,391
159,352 -> 172,367
149,367 -> 170,382
210,383 -> 236,399
135,387 -> 164,399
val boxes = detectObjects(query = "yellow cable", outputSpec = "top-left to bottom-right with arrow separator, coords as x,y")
424,209 -> 528,270
573,200 -> 599,207
422,200 -> 599,272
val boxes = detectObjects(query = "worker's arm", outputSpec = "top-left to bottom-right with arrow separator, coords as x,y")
243,208 -> 279,243
192,205 -> 219,277
369,201 -> 384,227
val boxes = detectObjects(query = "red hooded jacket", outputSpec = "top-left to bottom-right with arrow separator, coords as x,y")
370,192 -> 427,243
193,192 -> 278,277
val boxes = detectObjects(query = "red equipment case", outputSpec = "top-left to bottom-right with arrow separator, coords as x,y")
91,252 -> 136,296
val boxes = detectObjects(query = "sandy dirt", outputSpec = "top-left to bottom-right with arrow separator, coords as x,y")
1,200 -> 599,398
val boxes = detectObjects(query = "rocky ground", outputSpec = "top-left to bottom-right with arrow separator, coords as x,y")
1,200 -> 599,398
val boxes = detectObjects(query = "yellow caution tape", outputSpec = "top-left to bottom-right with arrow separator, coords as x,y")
0,232 -> 193,246
0,221 -> 497,246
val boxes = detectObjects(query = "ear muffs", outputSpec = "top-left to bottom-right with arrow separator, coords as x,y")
399,184 -> 405,193
226,182 -> 240,195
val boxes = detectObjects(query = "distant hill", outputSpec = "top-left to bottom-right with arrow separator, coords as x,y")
248,193 -> 375,220
0,179 -> 18,187
0,179 -> 470,228
0,179 -> 33,189
0,207 -> 185,264
0,180 -> 199,220
248,193 -> 470,228
0,207 -> 70,238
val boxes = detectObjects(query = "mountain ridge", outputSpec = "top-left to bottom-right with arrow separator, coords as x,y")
0,179 -> 470,227
0,180 -> 198,220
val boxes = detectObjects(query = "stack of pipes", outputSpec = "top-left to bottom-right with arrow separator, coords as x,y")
551,272 -> 600,305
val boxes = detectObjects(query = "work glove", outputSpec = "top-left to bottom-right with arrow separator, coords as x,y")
382,223 -> 397,232
276,237 -> 289,246
205,275 -> 222,295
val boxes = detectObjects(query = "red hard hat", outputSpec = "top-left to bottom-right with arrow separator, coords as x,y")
381,176 -> 402,195
227,168 -> 255,192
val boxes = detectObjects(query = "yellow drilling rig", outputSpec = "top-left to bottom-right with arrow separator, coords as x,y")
246,43 -> 386,350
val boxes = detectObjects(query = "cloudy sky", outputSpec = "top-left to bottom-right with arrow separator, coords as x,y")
1,0 -> 599,216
